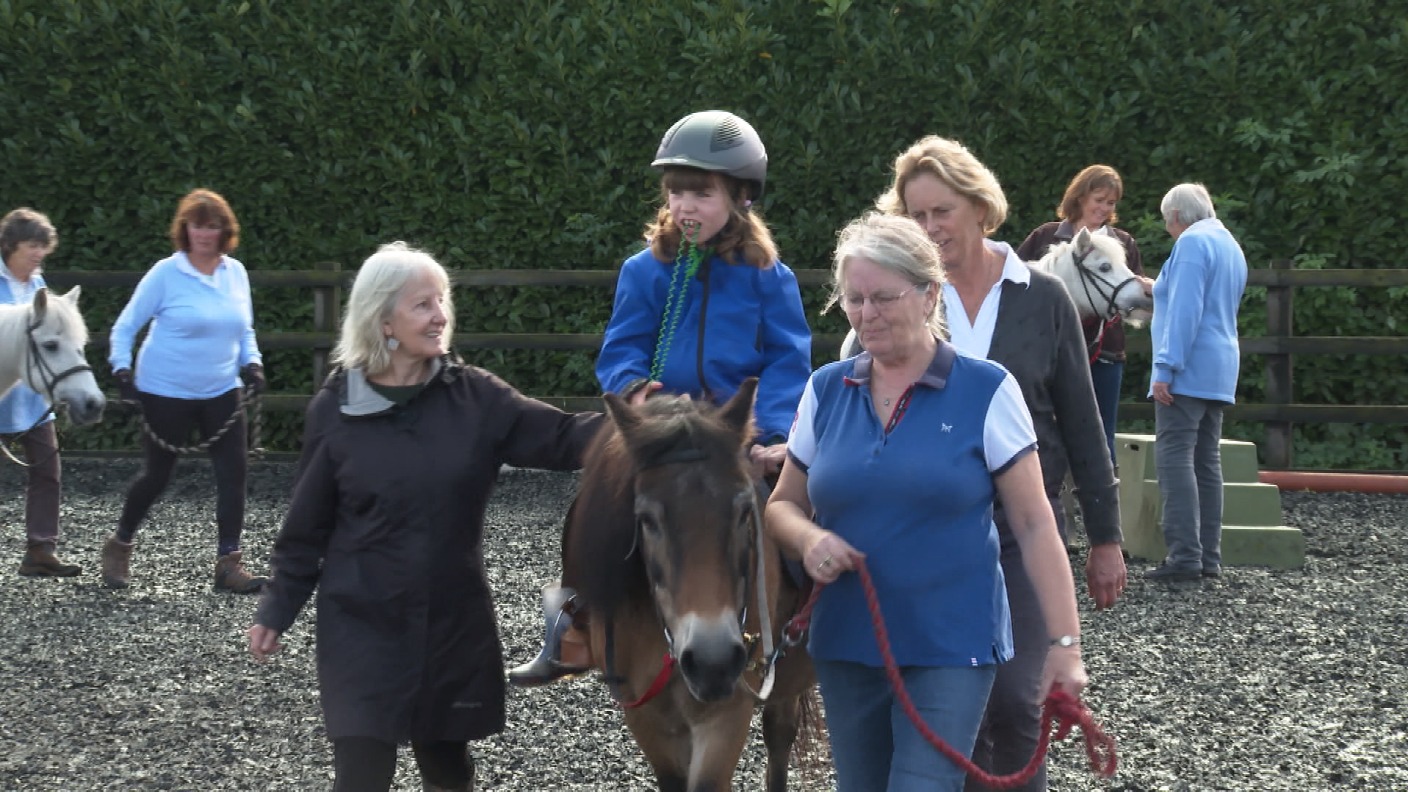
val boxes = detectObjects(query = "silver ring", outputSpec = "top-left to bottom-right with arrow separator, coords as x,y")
819,555 -> 834,570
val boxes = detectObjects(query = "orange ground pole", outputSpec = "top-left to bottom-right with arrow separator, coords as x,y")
1259,471 -> 1408,494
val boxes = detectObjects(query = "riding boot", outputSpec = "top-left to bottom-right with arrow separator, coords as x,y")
101,534 -> 135,589
507,583 -> 589,687
214,550 -> 269,594
18,542 -> 82,578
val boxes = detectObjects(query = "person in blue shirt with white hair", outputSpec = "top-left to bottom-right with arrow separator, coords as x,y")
1146,182 -> 1248,582
105,188 -> 268,594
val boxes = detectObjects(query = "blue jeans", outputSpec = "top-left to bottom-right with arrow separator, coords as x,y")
1155,394 -> 1225,572
815,659 -> 997,791
1090,358 -> 1124,467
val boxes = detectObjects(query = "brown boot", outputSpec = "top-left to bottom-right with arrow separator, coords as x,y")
18,543 -> 82,578
101,534 -> 135,589
214,551 -> 267,594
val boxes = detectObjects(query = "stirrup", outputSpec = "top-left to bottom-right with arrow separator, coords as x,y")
508,587 -> 589,687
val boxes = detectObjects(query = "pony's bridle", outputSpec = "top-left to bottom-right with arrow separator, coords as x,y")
26,312 -> 93,404
2,314 -> 94,468
1070,246 -> 1140,324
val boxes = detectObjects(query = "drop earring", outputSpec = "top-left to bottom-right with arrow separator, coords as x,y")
386,336 -> 400,351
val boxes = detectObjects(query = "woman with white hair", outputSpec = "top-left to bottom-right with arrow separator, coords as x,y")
248,242 -> 603,792
1147,183 -> 1248,582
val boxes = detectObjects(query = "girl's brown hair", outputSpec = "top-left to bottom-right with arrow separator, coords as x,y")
645,168 -> 777,269
169,188 -> 241,253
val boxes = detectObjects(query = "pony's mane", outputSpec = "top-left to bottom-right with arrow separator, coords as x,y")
0,291 -> 89,346
1046,232 -> 1126,270
622,396 -> 746,471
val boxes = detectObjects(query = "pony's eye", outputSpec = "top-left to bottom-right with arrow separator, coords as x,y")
41,340 -> 59,353
638,515 -> 661,535
1099,263 -> 1112,273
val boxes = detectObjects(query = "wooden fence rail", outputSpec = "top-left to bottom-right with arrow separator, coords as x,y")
45,264 -> 1408,469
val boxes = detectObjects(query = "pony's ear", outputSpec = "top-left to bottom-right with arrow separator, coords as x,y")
603,391 -> 643,434
31,287 -> 49,321
62,285 -> 82,305
719,377 -> 758,439
1074,226 -> 1094,254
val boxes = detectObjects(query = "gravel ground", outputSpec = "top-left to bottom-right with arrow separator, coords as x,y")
1,458 -> 1405,791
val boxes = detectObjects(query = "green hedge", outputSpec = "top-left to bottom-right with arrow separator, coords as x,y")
2,0 -> 1405,466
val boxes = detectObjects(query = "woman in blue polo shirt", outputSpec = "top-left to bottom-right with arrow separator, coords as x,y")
766,213 -> 1086,791
105,188 -> 267,594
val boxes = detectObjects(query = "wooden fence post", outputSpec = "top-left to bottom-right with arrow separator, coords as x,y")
311,261 -> 342,390
1264,258 -> 1294,469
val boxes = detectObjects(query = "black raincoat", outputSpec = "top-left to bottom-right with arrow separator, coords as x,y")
255,358 -> 603,742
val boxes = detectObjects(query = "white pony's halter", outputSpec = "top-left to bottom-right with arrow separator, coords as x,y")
25,309 -> 93,403
1069,245 -> 1140,324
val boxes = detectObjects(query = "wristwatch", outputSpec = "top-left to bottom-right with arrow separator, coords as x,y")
1050,635 -> 1080,648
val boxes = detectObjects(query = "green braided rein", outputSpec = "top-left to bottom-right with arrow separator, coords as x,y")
650,225 -> 707,383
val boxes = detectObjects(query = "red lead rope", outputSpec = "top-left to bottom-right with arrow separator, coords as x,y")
1086,314 -> 1121,365
782,560 -> 1118,786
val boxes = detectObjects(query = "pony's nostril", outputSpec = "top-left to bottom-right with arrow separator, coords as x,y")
679,648 -> 700,680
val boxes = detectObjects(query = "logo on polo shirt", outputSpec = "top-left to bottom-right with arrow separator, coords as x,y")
941,423 -> 952,433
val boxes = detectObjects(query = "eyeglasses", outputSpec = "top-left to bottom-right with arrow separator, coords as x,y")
841,283 -> 929,312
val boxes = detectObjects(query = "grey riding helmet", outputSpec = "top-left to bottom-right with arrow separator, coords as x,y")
651,110 -> 768,199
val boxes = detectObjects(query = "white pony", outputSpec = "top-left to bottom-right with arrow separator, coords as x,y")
0,286 -> 105,425
837,227 -> 1152,360
1029,226 -> 1152,328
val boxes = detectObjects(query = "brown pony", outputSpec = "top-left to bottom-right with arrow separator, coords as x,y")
563,378 -> 818,792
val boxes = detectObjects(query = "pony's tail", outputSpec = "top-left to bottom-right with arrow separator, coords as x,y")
790,686 -> 830,778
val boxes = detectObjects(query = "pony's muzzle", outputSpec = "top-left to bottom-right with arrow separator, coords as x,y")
675,615 -> 748,703
66,393 -> 106,426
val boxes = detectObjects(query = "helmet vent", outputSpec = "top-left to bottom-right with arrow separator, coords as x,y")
711,119 -> 744,152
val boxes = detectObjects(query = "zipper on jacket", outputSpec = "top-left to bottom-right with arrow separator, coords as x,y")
694,257 -> 712,403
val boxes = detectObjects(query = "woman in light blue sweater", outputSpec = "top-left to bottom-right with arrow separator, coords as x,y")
105,188 -> 267,593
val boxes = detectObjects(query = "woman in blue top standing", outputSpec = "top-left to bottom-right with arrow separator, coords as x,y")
766,213 -> 1086,791
1,208 -> 82,578
105,188 -> 267,594
509,110 -> 813,686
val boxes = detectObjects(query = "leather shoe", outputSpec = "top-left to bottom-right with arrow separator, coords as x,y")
1202,567 -> 1222,579
18,544 -> 81,578
1147,563 -> 1202,582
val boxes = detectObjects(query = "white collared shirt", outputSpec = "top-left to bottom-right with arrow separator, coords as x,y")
942,240 -> 1030,359
0,259 -> 40,304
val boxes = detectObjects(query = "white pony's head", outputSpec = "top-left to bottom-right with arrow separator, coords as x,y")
1032,227 -> 1152,326
10,287 -> 106,425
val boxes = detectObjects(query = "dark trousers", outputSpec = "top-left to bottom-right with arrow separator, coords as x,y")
967,496 -> 1067,792
117,390 -> 246,550
332,737 -> 474,791
4,421 -> 62,547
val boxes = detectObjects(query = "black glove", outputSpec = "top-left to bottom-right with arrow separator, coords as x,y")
113,369 -> 140,403
240,363 -> 267,396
